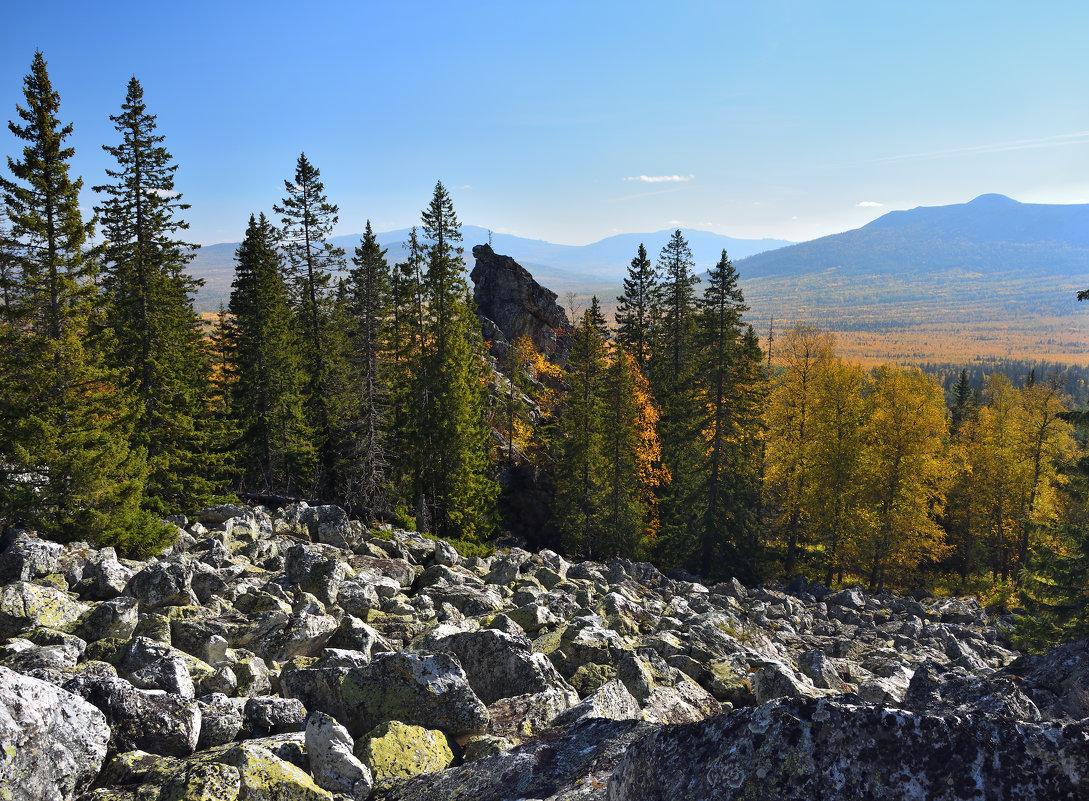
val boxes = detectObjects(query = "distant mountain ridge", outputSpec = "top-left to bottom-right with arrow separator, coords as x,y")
731,194 -> 1089,363
188,226 -> 793,312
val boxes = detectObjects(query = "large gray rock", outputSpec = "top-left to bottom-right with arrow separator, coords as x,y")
63,673 -> 201,757
339,652 -> 489,738
79,595 -> 139,641
197,692 -> 243,749
370,718 -> 654,801
0,534 -> 66,582
422,627 -> 577,704
0,581 -> 87,638
551,678 -> 643,727
0,666 -> 110,801
306,711 -> 374,799
119,636 -> 197,698
607,697 -> 1089,801
124,560 -> 198,610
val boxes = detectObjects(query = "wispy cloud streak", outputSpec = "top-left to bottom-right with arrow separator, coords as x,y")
623,174 -> 694,183
871,131 -> 1089,164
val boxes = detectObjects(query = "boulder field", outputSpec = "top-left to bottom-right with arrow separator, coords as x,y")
0,502 -> 1085,800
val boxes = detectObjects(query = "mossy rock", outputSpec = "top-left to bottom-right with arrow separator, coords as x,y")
100,750 -> 183,785
569,663 -> 617,697
0,581 -> 87,638
356,720 -> 454,780
84,637 -> 130,666
530,624 -> 567,655
462,734 -> 516,762
160,762 -> 241,801
216,742 -> 333,801
133,613 -> 172,643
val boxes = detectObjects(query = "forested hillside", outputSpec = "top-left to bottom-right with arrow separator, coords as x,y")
3,52 -> 1089,650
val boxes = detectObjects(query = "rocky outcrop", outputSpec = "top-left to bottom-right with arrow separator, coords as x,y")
607,697 -> 1089,800
0,666 -> 110,801
470,243 -> 572,365
0,507 -> 1083,799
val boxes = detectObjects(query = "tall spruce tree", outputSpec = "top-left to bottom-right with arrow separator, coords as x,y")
274,153 -> 346,497
94,76 -> 221,512
223,213 -> 313,494
650,229 -> 704,562
0,52 -> 167,551
694,250 -> 765,579
552,304 -> 610,556
412,182 -> 496,539
615,243 -> 658,369
342,221 -> 391,515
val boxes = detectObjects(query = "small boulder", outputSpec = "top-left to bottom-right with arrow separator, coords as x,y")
357,720 -> 454,782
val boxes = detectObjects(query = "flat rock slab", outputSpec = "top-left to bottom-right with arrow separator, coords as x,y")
607,697 -> 1089,801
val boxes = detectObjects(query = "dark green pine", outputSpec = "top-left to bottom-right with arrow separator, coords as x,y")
223,213 -> 315,495
615,243 -> 658,369
692,249 -> 766,580
341,220 -> 392,515
94,76 -> 226,513
0,52 -> 168,553
273,153 -> 347,498
410,181 -> 497,540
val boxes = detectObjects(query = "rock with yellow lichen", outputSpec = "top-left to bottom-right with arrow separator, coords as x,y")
355,720 -> 453,781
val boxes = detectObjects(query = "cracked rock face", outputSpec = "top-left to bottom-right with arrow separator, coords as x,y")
0,665 -> 111,801
0,504 -> 1084,799
470,243 -> 572,366
606,697 -> 1089,801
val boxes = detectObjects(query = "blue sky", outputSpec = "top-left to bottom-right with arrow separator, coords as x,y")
3,1 -> 1087,246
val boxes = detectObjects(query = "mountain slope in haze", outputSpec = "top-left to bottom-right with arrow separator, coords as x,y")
734,194 -> 1089,364
188,226 -> 792,311
738,194 -> 1089,283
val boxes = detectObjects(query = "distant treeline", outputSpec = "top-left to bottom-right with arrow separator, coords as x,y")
921,360 -> 1089,407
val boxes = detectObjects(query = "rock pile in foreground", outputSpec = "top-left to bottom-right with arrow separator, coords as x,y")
0,502 -> 1085,800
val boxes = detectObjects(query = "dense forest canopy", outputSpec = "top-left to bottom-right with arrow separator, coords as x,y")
2,53 -> 1089,651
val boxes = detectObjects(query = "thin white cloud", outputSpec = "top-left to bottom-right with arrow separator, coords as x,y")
873,130 -> 1089,164
623,174 -> 694,183
856,201 -> 884,208
454,184 -> 472,189
148,188 -> 179,198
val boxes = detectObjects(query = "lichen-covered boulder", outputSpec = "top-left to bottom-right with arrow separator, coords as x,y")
305,711 -> 373,800
0,534 -> 66,582
606,697 -> 1089,801
197,693 -> 244,749
63,673 -> 201,757
339,652 -> 489,737
0,641 -> 81,674
421,627 -> 577,704
240,696 -> 306,738
551,678 -> 643,727
0,580 -> 87,638
119,636 -> 198,698
234,609 -> 338,664
80,596 -> 140,642
80,552 -> 137,602
369,718 -> 654,801
0,665 -> 110,801
124,560 -> 199,611
356,720 -> 453,781
484,685 -> 578,737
